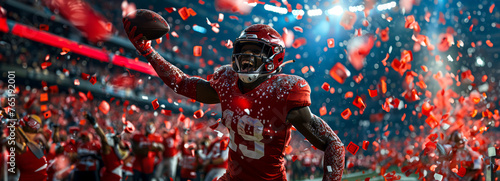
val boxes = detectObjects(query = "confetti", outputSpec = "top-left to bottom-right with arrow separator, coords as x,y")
292,38 -> 307,49
151,98 -> 159,110
178,7 -> 189,20
89,76 -> 97,85
40,93 -> 48,102
99,100 -> 110,115
327,38 -> 335,48
490,4 -> 495,13
229,15 -> 239,20
81,73 -> 90,80
293,26 -> 303,33
164,7 -> 176,13
193,46 -> 202,56
193,109 -> 204,119
319,106 -> 327,116
321,82 -> 330,91
362,141 -> 369,150
346,141 -> 359,155
340,11 -> 357,30
43,111 -> 52,119
329,63 -> 350,84
353,96 -> 366,114
368,89 -> 378,97
341,108 -> 352,120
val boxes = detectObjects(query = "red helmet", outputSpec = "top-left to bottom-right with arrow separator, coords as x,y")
232,24 -> 286,83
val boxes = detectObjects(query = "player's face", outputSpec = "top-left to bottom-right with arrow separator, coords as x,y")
237,44 -> 266,73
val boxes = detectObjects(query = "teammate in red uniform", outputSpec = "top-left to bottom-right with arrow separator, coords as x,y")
159,126 -> 181,180
13,114 -> 48,181
202,135 -> 229,181
85,113 -> 130,181
74,130 -> 101,181
124,22 -> 345,180
131,122 -> 163,181
179,133 -> 200,181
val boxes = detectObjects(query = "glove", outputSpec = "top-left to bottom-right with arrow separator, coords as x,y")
84,113 -> 97,126
123,19 -> 154,56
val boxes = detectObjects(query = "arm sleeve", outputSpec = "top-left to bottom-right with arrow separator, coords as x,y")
146,51 -> 202,100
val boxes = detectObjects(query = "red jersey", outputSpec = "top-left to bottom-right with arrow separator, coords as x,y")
162,128 -> 180,158
180,142 -> 198,179
16,146 -> 48,181
76,140 -> 101,171
101,145 -> 123,181
209,65 -> 311,180
132,133 -> 162,174
205,136 -> 229,172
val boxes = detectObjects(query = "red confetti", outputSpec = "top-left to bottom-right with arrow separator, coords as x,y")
486,40 -> 494,47
161,109 -> 172,116
341,108 -> 352,120
362,141 -> 369,150
87,91 -> 93,101
353,96 -> 366,114
41,62 -> 52,69
409,125 -> 415,132
319,106 -> 327,116
164,7 -> 176,13
40,93 -> 48,102
193,109 -> 204,119
229,15 -> 239,20
379,27 -> 389,42
345,91 -> 354,99
193,46 -> 202,56
421,65 -> 428,72
490,4 -> 495,13
425,114 -> 439,129
339,11 -> 357,30
346,141 -> 359,155
301,66 -> 309,74
99,100 -> 110,115
329,62 -> 350,84
89,76 -> 97,85
81,73 -> 90,80
151,99 -> 160,110
78,92 -> 87,102
292,38 -> 307,49
208,119 -> 220,130
327,38 -> 335,48
43,111 -> 52,119
178,7 -> 189,20
321,82 -> 330,91
469,24 -> 473,32
368,89 -> 377,97
292,155 -> 298,162
293,26 -> 303,33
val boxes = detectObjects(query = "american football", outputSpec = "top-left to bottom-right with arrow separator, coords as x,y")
123,9 -> 169,40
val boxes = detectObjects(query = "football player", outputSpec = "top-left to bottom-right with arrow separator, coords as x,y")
124,22 -> 345,180
85,113 -> 131,181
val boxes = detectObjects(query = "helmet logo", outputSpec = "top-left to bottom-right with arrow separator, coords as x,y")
266,63 -> 274,71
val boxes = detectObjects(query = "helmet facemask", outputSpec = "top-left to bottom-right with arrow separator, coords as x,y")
232,40 -> 281,83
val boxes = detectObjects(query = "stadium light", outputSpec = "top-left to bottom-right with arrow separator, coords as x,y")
377,1 -> 396,11
263,4 -> 288,14
307,9 -> 323,16
348,5 -> 364,12
327,5 -> 344,16
291,9 -> 305,16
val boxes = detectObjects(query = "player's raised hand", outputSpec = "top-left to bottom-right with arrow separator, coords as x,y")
123,9 -> 169,56
123,19 -> 153,56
